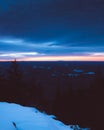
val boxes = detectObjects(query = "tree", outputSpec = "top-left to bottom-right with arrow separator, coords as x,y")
89,69 -> 104,129
0,67 -> 6,101
7,59 -> 25,103
8,59 -> 22,84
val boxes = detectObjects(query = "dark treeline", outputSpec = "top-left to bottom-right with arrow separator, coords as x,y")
0,61 -> 104,130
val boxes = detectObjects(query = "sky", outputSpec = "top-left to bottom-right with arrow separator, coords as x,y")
0,0 -> 104,61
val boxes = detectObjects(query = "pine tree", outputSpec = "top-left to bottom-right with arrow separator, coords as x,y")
7,59 -> 24,103
0,67 -> 5,100
8,59 -> 22,85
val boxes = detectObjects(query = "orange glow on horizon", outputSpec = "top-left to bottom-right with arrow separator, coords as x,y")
0,55 -> 104,61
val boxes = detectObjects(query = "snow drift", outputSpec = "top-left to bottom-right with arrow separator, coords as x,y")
0,102 -> 89,130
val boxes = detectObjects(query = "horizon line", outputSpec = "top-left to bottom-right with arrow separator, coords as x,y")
0,55 -> 104,62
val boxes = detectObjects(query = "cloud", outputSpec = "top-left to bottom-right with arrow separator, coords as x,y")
0,37 -> 24,45
0,36 -> 104,58
88,52 -> 104,56
0,51 -> 45,60
0,0 -> 104,60
0,0 -> 104,42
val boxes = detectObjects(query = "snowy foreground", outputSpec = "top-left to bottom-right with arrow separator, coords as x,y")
0,102 -> 90,130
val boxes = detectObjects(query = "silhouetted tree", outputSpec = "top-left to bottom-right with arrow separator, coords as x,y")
8,59 -> 22,84
7,59 -> 26,104
0,68 -> 4,85
0,67 -> 6,100
53,84 -> 75,124
88,69 -> 104,129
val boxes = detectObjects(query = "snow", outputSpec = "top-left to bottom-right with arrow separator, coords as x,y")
47,67 -> 51,70
73,69 -> 84,73
33,66 -> 37,69
67,73 -> 79,77
85,72 -> 95,75
0,102 -> 90,130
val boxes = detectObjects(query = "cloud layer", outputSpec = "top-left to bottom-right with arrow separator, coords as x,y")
0,0 -> 104,60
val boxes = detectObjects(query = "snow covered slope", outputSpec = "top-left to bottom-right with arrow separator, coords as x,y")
0,102 -> 89,130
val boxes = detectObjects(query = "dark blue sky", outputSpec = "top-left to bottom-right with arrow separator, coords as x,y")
0,0 -> 104,60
